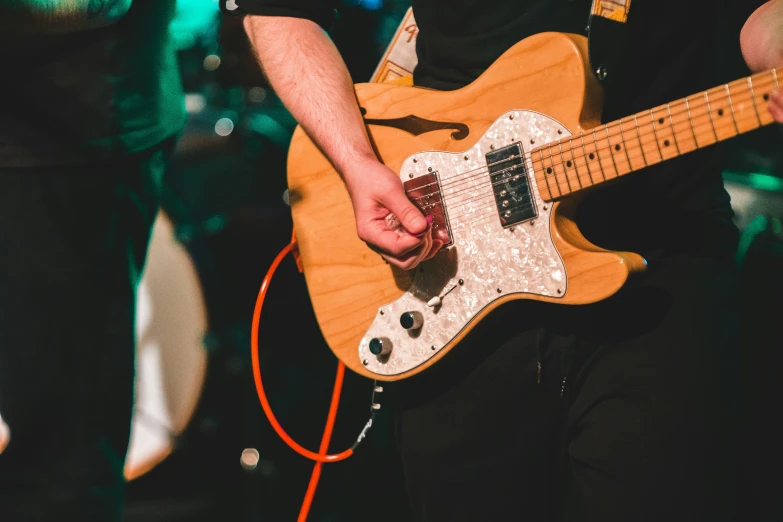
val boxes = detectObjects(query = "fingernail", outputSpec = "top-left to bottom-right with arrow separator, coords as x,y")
414,216 -> 434,237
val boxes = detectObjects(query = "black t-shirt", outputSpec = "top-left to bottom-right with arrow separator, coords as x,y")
230,0 -> 766,258
0,0 -> 185,167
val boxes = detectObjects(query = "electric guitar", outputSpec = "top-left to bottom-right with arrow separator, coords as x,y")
286,32 -> 779,381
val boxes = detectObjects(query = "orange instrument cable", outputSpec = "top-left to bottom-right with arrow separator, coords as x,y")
251,231 -> 380,521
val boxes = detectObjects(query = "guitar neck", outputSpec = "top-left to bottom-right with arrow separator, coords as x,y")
533,69 -> 780,200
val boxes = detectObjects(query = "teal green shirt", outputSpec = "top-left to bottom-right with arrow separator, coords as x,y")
0,0 -> 185,166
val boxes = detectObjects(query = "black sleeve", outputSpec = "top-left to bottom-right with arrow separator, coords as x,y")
221,0 -> 339,30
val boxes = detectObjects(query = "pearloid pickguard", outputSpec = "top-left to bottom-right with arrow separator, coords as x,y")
359,111 -> 569,376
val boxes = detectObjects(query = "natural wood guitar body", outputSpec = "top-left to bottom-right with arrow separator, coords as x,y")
287,33 -> 648,380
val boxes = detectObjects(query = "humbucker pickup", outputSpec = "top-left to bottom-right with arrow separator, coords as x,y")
486,143 -> 537,227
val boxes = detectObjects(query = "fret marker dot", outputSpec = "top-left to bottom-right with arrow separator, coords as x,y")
718,109 -> 724,117
615,144 -> 621,151
764,93 -> 770,101
589,153 -> 595,160
663,139 -> 670,147
546,167 -> 553,174
658,118 -> 664,125
566,161 -> 572,168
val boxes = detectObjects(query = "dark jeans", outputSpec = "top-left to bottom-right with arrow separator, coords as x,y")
395,249 -> 741,522
0,140 -> 173,521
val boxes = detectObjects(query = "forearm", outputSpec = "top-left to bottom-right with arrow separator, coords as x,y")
243,15 -> 376,186
0,0 -> 132,33
741,0 -> 783,72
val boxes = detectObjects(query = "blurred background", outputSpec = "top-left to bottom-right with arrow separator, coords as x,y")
122,1 -> 783,521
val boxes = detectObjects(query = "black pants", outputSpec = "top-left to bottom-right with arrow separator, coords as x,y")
395,250 -> 741,522
0,140 -> 172,521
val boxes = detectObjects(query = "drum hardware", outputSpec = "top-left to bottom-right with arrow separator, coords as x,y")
723,170 -> 783,267
125,211 -> 210,481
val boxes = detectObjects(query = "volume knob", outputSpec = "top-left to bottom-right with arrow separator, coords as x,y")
369,337 -> 392,356
400,311 -> 424,330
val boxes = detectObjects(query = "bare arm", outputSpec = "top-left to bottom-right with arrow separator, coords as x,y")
741,0 -> 783,72
0,0 -> 132,33
243,15 -> 374,188
741,0 -> 783,121
244,15 -> 442,269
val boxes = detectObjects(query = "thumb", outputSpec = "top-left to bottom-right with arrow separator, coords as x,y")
384,190 -> 428,236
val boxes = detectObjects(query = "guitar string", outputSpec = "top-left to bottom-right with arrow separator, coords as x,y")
405,74 -> 777,207
409,78 -> 776,205
411,71 -> 777,197
466,70 -> 778,188
405,72 -> 776,199
447,85 -> 765,228
420,95 -> 767,222
429,76 -> 776,201
447,86 -> 762,229
419,82 -> 780,229
413,98 -> 773,212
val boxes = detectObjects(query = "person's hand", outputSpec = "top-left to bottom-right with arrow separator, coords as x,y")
741,1 -> 783,122
344,158 -> 446,270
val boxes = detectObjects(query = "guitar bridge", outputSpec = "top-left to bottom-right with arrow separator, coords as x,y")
404,172 -> 453,247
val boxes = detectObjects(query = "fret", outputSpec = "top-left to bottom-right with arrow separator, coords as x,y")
773,68 -> 780,90
618,117 -> 645,170
682,96 -> 704,149
565,137 -> 591,188
555,141 -> 582,192
629,114 -> 650,168
668,99 -> 697,154
533,151 -> 555,200
559,140 -> 583,190
727,79 -> 759,134
747,77 -> 763,127
538,149 -> 561,199
605,123 -> 632,175
548,144 -> 572,195
592,126 -> 618,179
724,84 -> 741,134
634,113 -> 663,165
686,93 -> 718,147
702,91 -> 720,143
544,150 -> 560,198
535,69 -> 778,201
582,132 -> 605,183
575,134 -> 594,186
749,72 -> 776,126
665,103 -> 682,154
705,87 -> 737,141
649,107 -> 677,161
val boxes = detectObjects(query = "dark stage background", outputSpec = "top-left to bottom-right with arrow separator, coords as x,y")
121,2 -> 783,521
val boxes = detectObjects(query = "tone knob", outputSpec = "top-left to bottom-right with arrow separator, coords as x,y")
400,311 -> 424,330
369,337 -> 392,356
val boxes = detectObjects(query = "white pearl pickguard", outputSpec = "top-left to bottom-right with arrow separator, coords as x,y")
359,111 -> 569,376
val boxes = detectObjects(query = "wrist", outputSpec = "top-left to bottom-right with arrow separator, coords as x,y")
339,153 -> 385,191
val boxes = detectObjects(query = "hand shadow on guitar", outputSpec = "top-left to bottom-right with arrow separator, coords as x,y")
393,244 -> 459,317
